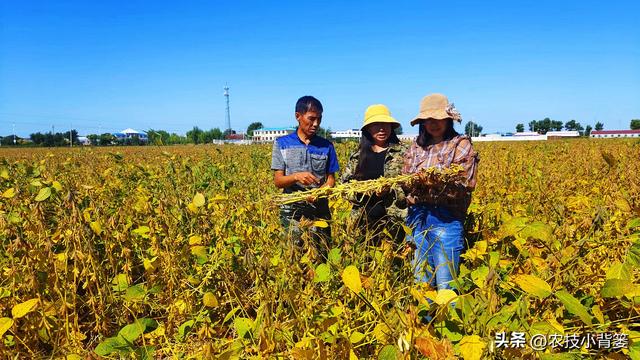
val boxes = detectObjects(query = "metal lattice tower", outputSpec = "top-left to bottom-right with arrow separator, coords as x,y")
224,85 -> 231,132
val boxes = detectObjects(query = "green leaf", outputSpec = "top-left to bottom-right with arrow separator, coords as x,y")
521,221 -> 553,242
135,345 -> 156,360
471,266 -> 489,288
498,217 -> 527,238
131,226 -> 150,239
112,274 -> 129,292
606,261 -> 632,280
601,279 -> 636,297
34,187 -> 51,201
223,307 -> 240,323
629,341 -> 640,360
234,317 -> 254,339
513,274 -> 552,298
190,245 -> 208,265
118,318 -> 157,343
328,248 -> 342,265
313,263 -> 331,283
628,218 -> 640,230
123,284 -> 147,302
378,345 -> 399,360
11,298 -> 38,319
176,320 -> 194,341
0,288 -> 11,299
627,243 -> 640,267
94,336 -> 129,356
555,290 -> 592,325
529,321 -> 562,336
0,318 -> 13,337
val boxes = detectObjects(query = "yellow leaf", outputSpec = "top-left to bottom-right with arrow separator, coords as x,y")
0,168 -> 8,180
187,202 -> 198,213
513,274 -> 552,298
52,181 -> 63,192
342,265 -> 362,293
2,188 -> 16,198
373,323 -> 391,343
12,298 -> 39,319
349,349 -> 358,360
189,235 -> 203,245
143,257 -> 158,272
463,240 -> 487,261
434,289 -> 457,305
0,317 -> 13,337
193,193 -> 206,207
90,221 -> 102,235
313,220 -> 329,228
458,335 -> 486,360
203,292 -> 219,308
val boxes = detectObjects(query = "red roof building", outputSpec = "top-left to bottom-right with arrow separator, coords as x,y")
590,130 -> 640,138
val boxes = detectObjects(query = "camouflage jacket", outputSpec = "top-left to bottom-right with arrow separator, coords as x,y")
341,142 -> 409,219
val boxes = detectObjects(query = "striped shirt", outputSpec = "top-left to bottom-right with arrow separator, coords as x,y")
402,135 -> 479,218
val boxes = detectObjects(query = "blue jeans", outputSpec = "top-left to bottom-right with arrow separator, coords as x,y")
406,204 -> 464,291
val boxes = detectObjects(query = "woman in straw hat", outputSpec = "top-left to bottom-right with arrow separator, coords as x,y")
341,104 -> 408,244
402,93 -> 479,292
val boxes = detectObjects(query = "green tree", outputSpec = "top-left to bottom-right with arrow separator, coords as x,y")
394,124 -> 403,135
564,120 -> 584,132
464,121 -> 483,136
630,119 -> 640,130
584,125 -> 592,136
316,127 -> 332,139
186,126 -> 204,144
595,122 -> 604,131
516,123 -> 524,132
246,122 -> 264,137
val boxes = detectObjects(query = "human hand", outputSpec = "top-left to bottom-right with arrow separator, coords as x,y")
406,195 -> 416,206
294,172 -> 320,186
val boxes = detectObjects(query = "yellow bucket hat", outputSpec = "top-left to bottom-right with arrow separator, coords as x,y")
361,104 -> 400,131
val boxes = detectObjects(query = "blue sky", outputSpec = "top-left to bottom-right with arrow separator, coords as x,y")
1,0 -> 639,137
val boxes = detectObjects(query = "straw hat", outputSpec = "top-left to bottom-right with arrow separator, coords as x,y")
361,104 -> 400,131
410,93 -> 462,126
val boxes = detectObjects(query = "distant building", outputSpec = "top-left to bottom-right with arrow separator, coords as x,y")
547,130 -> 580,139
112,128 -> 148,141
252,127 -> 296,142
590,130 -> 640,138
331,129 -> 361,139
398,134 -> 418,142
77,136 -> 91,145
513,131 -> 541,137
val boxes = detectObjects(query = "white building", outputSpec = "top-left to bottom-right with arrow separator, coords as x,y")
546,130 -> 580,138
112,128 -> 148,141
331,129 -> 362,139
398,134 -> 418,142
591,130 -> 640,138
252,127 -> 296,142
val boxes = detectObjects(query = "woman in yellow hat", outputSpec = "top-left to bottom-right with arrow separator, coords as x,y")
402,93 -> 479,294
341,104 -> 409,244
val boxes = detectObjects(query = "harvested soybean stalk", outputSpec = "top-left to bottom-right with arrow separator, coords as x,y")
274,165 -> 465,205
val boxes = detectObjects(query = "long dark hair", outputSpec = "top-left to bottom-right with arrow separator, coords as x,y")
416,119 -> 459,147
353,128 -> 400,180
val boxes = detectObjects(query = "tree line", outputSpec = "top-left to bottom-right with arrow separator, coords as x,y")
512,118 -> 620,136
2,119 -> 638,146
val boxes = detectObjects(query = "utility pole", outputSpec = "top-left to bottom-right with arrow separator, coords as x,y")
224,85 -> 231,134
